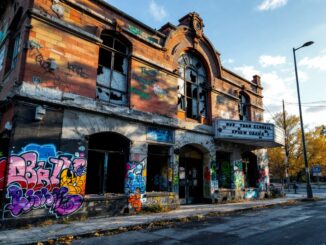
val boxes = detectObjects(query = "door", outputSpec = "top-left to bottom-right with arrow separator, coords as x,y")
179,157 -> 203,204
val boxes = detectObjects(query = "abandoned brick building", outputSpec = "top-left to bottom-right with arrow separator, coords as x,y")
0,0 -> 284,220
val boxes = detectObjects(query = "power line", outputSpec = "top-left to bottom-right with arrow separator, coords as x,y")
263,105 -> 279,123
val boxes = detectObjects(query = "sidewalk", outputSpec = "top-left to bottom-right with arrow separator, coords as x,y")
0,195 -> 323,245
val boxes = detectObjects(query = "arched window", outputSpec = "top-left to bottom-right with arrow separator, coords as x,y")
97,31 -> 129,105
178,52 -> 208,119
239,92 -> 250,121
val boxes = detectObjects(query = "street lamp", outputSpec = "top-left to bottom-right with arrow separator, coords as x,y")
293,41 -> 314,199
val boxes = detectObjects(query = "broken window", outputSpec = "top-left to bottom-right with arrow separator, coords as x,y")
239,93 -> 250,121
146,145 -> 170,192
86,132 -> 130,195
97,32 -> 129,105
178,53 -> 208,119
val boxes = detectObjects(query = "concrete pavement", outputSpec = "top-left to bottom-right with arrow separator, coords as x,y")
0,193 -> 325,245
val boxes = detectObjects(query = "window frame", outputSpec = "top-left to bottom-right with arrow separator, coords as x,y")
97,34 -> 129,106
178,53 -> 208,120
238,92 -> 251,121
4,32 -> 20,75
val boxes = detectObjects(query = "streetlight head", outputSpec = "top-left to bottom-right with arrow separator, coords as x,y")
302,41 -> 314,47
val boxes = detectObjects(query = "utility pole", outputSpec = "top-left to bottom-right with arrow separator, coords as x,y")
282,100 -> 290,190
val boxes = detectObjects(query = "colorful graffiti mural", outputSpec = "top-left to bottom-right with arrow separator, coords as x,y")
258,167 -> 269,191
125,161 -> 146,212
125,161 -> 146,194
4,144 -> 87,218
127,187 -> 142,212
232,160 -> 244,190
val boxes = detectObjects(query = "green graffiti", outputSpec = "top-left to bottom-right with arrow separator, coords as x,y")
232,160 -> 244,190
133,73 -> 154,86
131,87 -> 151,100
147,37 -> 159,44
128,25 -> 142,36
141,67 -> 159,77
210,161 -> 217,181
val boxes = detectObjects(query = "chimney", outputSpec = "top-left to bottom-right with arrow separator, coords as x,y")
252,75 -> 261,86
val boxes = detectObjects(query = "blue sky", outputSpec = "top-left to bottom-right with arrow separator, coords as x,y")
106,0 -> 326,128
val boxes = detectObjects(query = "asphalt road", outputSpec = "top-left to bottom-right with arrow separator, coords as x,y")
73,200 -> 326,245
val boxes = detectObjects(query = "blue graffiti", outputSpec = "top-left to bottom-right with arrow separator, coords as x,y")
22,144 -> 57,160
244,189 -> 259,199
125,161 -> 146,194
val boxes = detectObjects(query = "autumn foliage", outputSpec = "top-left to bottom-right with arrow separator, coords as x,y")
268,112 -> 326,182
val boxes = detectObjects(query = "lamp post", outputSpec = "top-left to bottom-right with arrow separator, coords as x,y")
293,41 -> 314,199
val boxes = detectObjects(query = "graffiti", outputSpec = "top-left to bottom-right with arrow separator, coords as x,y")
0,158 -> 7,191
172,156 -> 179,193
257,150 -> 269,191
68,62 -> 88,78
125,161 -> 146,194
244,189 -> 259,199
204,166 -> 211,197
5,144 -> 87,217
210,161 -> 218,194
132,66 -> 167,100
5,185 -> 83,217
258,167 -> 269,191
128,25 -> 142,36
130,87 -> 151,100
0,46 -> 5,71
153,84 -> 167,98
232,160 -> 244,190
128,188 -> 142,212
147,127 -> 173,143
28,40 -> 66,86
147,36 -> 159,44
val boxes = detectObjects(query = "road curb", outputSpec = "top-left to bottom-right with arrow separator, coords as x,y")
28,199 -> 301,245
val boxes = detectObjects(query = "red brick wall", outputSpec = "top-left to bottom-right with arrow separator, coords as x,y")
24,19 -> 98,98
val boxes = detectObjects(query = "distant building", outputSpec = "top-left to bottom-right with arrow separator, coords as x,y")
0,0 -> 283,221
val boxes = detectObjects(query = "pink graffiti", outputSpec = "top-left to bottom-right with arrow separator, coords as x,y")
7,152 -> 86,191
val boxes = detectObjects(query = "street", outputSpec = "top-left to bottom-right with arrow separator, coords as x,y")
73,200 -> 326,245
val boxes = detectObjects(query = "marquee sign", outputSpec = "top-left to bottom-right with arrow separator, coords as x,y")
214,119 -> 275,141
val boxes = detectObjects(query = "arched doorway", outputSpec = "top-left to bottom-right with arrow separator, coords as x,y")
86,132 -> 130,195
179,145 -> 204,204
242,152 -> 259,188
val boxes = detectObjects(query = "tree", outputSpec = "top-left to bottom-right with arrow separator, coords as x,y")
296,126 -> 326,179
267,112 -> 300,181
268,112 -> 326,182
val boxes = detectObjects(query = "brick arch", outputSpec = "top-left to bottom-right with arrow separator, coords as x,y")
163,26 -> 221,79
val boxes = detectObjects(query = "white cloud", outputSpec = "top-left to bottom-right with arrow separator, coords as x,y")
261,72 -> 296,107
234,65 -> 260,81
234,64 -> 323,128
257,0 -> 288,11
298,71 -> 309,82
149,0 -> 167,22
299,54 -> 326,71
259,55 -> 286,67
223,58 -> 234,64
